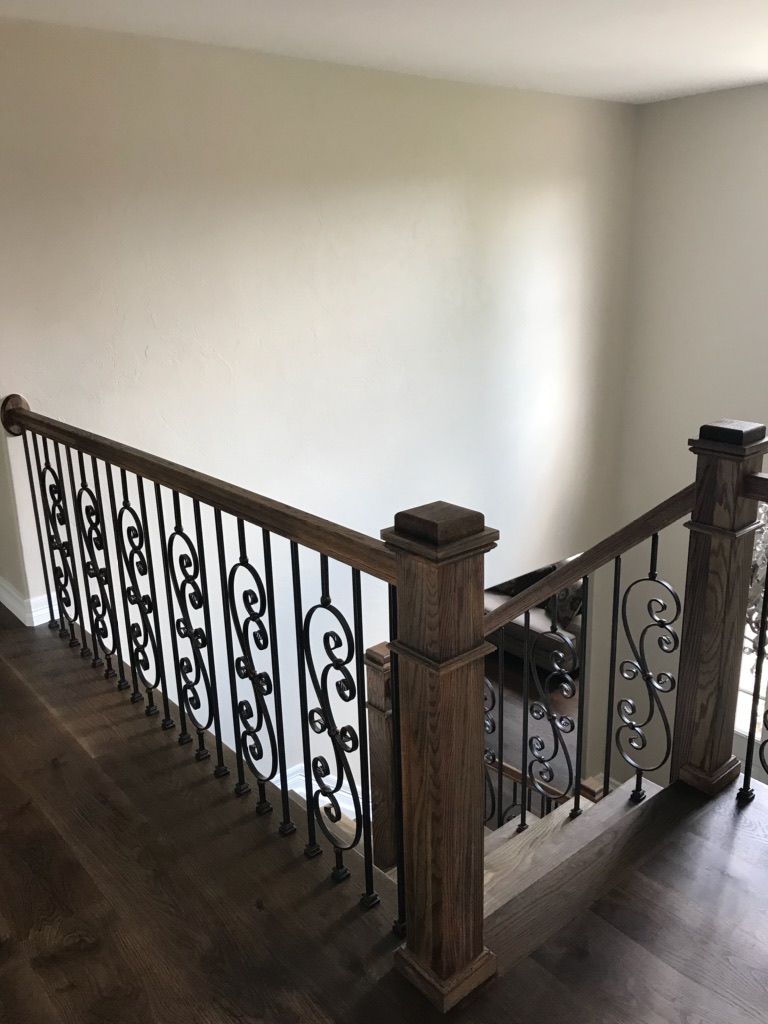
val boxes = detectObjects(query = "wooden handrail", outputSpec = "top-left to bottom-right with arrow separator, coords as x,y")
3,399 -> 396,583
483,482 -> 696,636
742,472 -> 768,501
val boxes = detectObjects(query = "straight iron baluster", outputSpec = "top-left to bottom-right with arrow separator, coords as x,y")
570,575 -> 590,818
291,541 -> 321,858
263,530 -> 295,835
352,568 -> 379,908
602,556 -> 622,798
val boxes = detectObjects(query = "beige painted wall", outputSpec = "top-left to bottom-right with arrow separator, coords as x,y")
620,84 -> 768,515
611,83 -> 768,782
0,18 -> 636,608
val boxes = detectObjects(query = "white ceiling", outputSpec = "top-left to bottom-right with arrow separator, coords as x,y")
1,0 -> 768,103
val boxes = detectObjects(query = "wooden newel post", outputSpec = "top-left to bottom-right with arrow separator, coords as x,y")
381,500 -> 498,1011
673,420 -> 768,794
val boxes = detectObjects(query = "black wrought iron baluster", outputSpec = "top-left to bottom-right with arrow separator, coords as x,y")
155,483 -> 192,745
216,511 -> 250,797
163,491 -> 227,774
263,530 -> 295,834
64,446 -> 99,665
33,433 -> 79,645
570,575 -> 590,819
193,500 -> 228,777
70,448 -> 117,676
483,673 -> 498,825
116,468 -> 154,708
299,553 -> 366,884
105,462 -> 136,693
352,568 -> 379,908
496,634 -> 506,829
615,532 -> 680,804
388,584 -> 406,936
602,556 -> 622,798
32,433 -> 67,638
527,593 -> 577,803
21,431 -> 58,629
215,512 -> 288,816
290,540 -> 321,858
738,561 -> 768,805
517,610 -> 531,833
89,455 -> 129,689
53,441 -> 89,655
137,477 -> 174,729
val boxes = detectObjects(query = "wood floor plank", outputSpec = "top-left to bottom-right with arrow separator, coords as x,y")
2,606 -> 768,1024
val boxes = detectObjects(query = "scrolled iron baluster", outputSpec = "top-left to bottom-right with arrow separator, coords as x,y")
615,533 -> 680,803
116,472 -> 159,712
216,512 -> 291,825
526,596 -> 578,803
33,434 -> 81,646
759,713 -> 768,777
71,450 -> 121,678
165,494 -> 228,776
64,446 -> 100,667
300,554 -> 365,884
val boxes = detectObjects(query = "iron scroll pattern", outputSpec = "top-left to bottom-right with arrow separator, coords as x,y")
36,439 -> 81,644
301,571 -> 364,865
760,711 -> 768,776
614,537 -> 681,777
226,553 -> 279,789
166,515 -> 215,757
75,467 -> 119,679
115,490 -> 162,713
483,676 -> 521,826
483,676 -> 498,824
525,621 -> 579,802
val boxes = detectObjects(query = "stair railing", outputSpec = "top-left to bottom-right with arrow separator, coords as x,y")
4,394 -> 768,1013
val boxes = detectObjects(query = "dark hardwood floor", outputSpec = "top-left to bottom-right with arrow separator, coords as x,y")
0,605 -> 766,1024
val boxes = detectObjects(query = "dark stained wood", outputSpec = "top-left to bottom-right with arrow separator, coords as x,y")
673,421 -> 767,793
1,607 -> 768,1023
483,483 -> 696,635
382,502 -> 499,1011
483,779 -> 693,970
0,393 -> 29,436
365,642 -> 397,872
3,399 -> 395,582
741,471 -> 768,501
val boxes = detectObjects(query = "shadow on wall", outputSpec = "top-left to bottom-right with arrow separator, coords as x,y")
0,435 -> 30,604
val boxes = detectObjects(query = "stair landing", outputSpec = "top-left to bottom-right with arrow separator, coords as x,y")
0,606 -> 766,1023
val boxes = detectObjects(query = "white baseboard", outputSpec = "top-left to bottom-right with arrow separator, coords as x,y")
0,575 -> 51,627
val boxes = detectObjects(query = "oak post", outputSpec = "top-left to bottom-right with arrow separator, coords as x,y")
381,500 -> 498,1011
365,642 -> 397,872
672,420 -> 768,794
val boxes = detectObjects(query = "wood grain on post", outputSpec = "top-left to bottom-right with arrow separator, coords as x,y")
381,500 -> 499,1012
673,420 -> 768,793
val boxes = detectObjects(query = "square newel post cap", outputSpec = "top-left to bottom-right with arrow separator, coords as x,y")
690,419 -> 768,458
381,500 -> 498,562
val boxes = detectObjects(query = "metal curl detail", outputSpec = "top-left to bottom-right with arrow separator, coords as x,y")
39,461 -> 79,627
117,502 -> 161,692
758,707 -> 768,776
302,599 -> 363,852
526,629 -> 578,800
168,527 -> 213,733
227,559 -> 278,783
615,575 -> 680,774
77,481 -> 117,666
